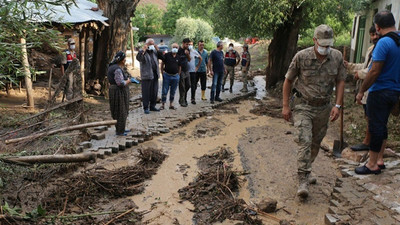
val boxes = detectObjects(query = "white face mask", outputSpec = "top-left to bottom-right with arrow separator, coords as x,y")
228,47 -> 233,51
188,45 -> 193,50
70,44 -> 75,50
317,45 -> 330,56
148,45 -> 155,51
172,48 -> 178,53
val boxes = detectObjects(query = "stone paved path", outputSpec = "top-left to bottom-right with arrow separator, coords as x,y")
325,157 -> 400,225
78,80 -> 256,159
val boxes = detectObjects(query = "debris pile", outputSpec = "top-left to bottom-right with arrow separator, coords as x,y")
179,147 -> 262,225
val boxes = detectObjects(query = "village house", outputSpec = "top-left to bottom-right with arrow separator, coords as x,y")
350,0 -> 400,63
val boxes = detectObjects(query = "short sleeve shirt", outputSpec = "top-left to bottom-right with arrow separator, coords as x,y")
369,33 -> 400,92
209,50 -> 225,73
162,52 -> 180,75
285,47 -> 346,102
196,49 -> 208,73
188,49 -> 201,72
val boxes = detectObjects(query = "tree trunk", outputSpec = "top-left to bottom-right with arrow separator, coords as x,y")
90,0 -> 140,84
79,26 -> 86,95
265,4 -> 304,88
20,37 -> 35,108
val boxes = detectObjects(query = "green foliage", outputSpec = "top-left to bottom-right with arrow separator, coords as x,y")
0,0 -> 73,88
162,0 -> 188,35
176,0 -> 358,43
2,202 -> 46,220
132,4 -> 165,41
172,17 -> 214,45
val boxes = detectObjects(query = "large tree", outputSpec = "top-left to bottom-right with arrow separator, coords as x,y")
178,0 -> 356,88
90,0 -> 140,83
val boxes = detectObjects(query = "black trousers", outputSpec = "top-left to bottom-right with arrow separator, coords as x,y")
179,71 -> 190,105
190,72 -> 198,100
196,72 -> 207,91
141,78 -> 158,110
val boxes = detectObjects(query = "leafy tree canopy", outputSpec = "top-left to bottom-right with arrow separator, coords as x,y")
132,4 -> 165,41
0,0 -> 73,87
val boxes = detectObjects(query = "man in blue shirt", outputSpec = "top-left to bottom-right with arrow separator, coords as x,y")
208,41 -> 226,104
355,10 -> 400,175
196,40 -> 209,100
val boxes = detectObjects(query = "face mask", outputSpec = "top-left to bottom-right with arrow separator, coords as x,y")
188,45 -> 193,50
228,47 -> 233,51
172,48 -> 178,53
148,45 -> 155,51
70,44 -> 75,50
317,45 -> 330,56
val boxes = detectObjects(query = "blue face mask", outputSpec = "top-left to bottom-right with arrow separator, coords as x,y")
172,48 -> 178,53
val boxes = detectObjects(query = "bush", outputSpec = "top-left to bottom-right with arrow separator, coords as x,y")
172,17 -> 214,45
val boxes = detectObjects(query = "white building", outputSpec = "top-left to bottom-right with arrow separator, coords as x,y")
350,0 -> 400,63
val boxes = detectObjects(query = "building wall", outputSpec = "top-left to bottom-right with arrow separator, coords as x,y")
350,0 -> 400,62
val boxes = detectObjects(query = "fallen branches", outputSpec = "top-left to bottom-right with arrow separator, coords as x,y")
5,120 -> 116,144
19,96 -> 83,123
179,147 -> 262,224
42,148 -> 167,215
3,153 -> 96,164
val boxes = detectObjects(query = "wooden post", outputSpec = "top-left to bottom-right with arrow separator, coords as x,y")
79,27 -> 86,95
130,27 -> 135,69
20,37 -> 34,109
48,68 -> 53,101
84,27 -> 90,79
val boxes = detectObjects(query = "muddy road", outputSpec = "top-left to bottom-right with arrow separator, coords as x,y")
115,100 -> 339,224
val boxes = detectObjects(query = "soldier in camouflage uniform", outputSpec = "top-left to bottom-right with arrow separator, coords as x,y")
282,25 -> 346,199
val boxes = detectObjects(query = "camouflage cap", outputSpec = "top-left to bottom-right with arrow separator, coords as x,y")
67,38 -> 75,44
314,24 -> 334,46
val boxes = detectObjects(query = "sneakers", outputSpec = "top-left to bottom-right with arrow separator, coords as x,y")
215,97 -> 223,102
144,109 -> 150,114
150,107 -> 160,112
297,173 -> 309,198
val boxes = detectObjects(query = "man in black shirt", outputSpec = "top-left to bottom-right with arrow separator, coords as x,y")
177,38 -> 192,107
160,43 -> 181,110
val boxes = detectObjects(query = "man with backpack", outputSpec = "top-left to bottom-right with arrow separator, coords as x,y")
355,10 -> 400,175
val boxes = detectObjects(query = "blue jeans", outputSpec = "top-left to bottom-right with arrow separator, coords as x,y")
162,72 -> 179,103
367,89 -> 400,152
210,71 -> 223,101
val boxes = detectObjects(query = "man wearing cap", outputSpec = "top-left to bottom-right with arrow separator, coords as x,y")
61,38 -> 77,74
240,44 -> 251,92
282,24 -> 346,199
223,43 -> 240,93
61,38 -> 78,100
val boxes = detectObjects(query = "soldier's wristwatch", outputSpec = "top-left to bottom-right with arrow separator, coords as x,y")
335,104 -> 342,109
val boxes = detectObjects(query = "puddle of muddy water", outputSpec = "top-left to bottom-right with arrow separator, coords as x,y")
127,101 -> 270,224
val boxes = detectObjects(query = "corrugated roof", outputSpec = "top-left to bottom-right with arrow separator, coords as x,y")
29,0 -> 108,24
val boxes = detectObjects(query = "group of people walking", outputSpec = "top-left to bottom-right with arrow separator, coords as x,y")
283,10 -> 400,199
107,38 -> 251,135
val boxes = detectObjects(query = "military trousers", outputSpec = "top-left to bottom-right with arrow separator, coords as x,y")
223,65 -> 235,88
293,102 -> 331,174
